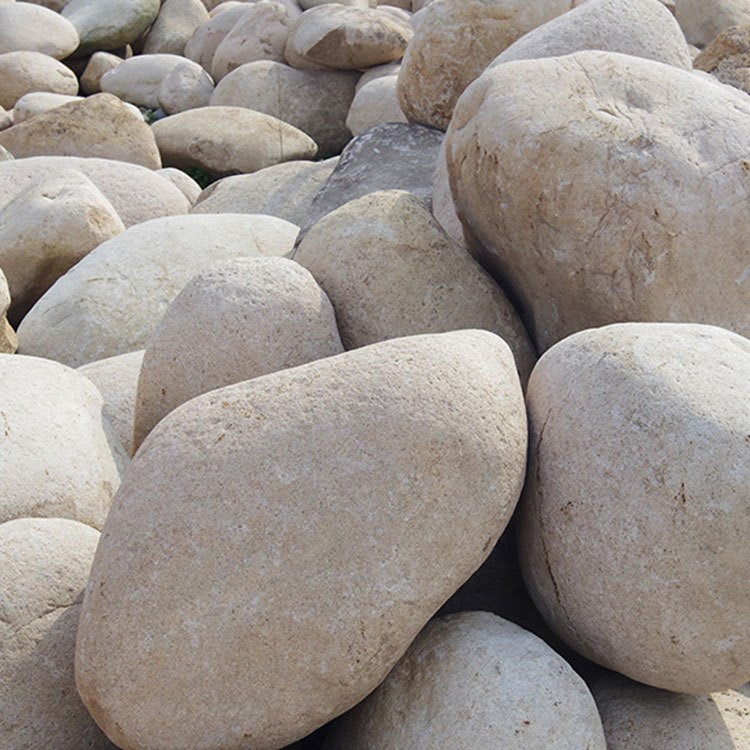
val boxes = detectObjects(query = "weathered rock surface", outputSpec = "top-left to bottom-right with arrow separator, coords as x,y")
133,257 -> 344,449
12,92 -> 83,123
324,612 -> 606,749
446,51 -> 750,351
0,518 -> 115,750
676,0 -> 750,47
142,0 -> 210,56
76,329 -> 527,750
346,74 -> 406,136
0,354 -> 125,527
295,190 -> 535,383
0,267 -> 16,352
157,59 -> 215,113
159,166 -> 203,204
518,323 -> 750,694
80,51 -> 123,95
184,4 -> 249,73
18,214 -> 299,367
0,2 -> 80,59
0,51 -> 78,110
694,24 -> 750,94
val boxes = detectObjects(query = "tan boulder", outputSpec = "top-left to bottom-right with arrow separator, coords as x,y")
0,2 -> 79,59
518,323 -> 750,693
325,612 -> 605,749
0,267 -> 16,352
133,257 -> 344,449
0,93 -> 161,168
12,92 -> 83,123
75,329 -> 527,750
346,74 -> 406,135
142,0 -> 210,55
151,106 -> 317,176
694,25 -> 750,94
294,190 -> 535,384
157,59 -> 215,113
158,166 -> 203,204
285,5 -> 412,69
0,156 -> 189,227
211,60 -> 357,155
80,51 -> 123,95
18,214 -> 299,366
0,354 -> 126,527
79,350 -> 144,457
0,51 -> 78,110
675,0 -> 750,47
0,518 -> 115,750
184,4 -> 249,73
446,51 -> 750,351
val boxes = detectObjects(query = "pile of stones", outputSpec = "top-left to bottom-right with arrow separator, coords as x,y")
1,0 -> 749,748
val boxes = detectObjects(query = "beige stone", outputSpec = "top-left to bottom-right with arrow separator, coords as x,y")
0,518 -> 115,750
0,354 -> 126,527
80,51 -> 123,95
184,4 -> 248,72
355,60 -> 400,89
79,350 -> 144,457
143,0 -> 210,55
211,60 -> 357,155
159,166 -> 203,203
346,74 -> 406,135
0,170 -> 125,323
591,672 -> 750,749
285,5 -> 412,69
191,158 -> 336,224
518,323 -> 750,694
0,51 -> 78,110
446,51 -> 750,352
151,106 -> 317,176
75,329 -> 527,750
12,92 -> 83,123
295,190 -> 535,383
133,257 -> 343,449
325,612 -> 606,749
18,214 -> 299,366
211,0 -> 301,80
158,60 -> 215,113
676,0 -> 750,47
0,93 -> 161,168
0,267 -> 16,353
0,3 -> 80,59
0,156 -> 189,228
491,0 -> 692,69
431,137 -> 463,244
397,0 -> 580,130
0,106 -> 11,131
694,25 -> 750,94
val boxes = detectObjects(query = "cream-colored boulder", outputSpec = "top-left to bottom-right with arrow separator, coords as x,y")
151,106 -> 318,176
397,0 -> 579,130
211,60 -> 357,155
0,267 -> 16,352
0,170 -> 125,322
192,158 -> 336,224
79,350 -> 144,457
0,106 -> 11,131
75,329 -> 527,750
133,257 -> 344,449
143,0 -> 210,55
676,0 -> 750,47
0,51 -> 78,110
211,0 -> 301,80
356,60 -> 399,88
491,0 -> 692,69
12,92 -> 83,123
184,4 -> 248,72
101,53 -> 199,108
0,156 -> 189,227
159,166 -> 203,203
0,354 -> 126,527
0,518 -> 115,750
80,51 -> 123,95
285,5 -> 412,69
295,190 -> 535,383
346,74 -> 406,135
62,0 -> 160,56
18,214 -> 299,366
0,93 -> 161,167
0,2 -> 79,59
325,612 -> 606,750
518,323 -> 750,694
446,51 -> 750,352
157,59 -> 215,113
591,672 -> 750,749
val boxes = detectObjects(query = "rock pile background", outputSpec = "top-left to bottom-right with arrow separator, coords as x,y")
1,0 -> 749,748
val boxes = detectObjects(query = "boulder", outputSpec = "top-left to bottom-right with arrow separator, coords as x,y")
445,51 -> 750,352
157,59 -> 215,113
151,106 -> 318,176
324,612 -> 606,749
62,0 -> 161,56
0,169 -> 125,324
355,60 -> 400,89
346,75 -> 406,136
142,0 -> 210,55
80,51 -> 123,95
12,92 -> 83,123
0,51 -> 78,110
133,257 -> 344,449
211,60 -> 357,156
79,350 -> 144,457
0,267 -> 16,352
294,190 -> 535,384
159,166 -> 203,203
75,329 -> 528,750
694,25 -> 750,94
397,0 -> 579,130
0,156 -> 189,227
0,2 -> 80,59
184,4 -> 249,73
285,5 -> 412,69
431,137 -> 463,243
18,214 -> 299,367
518,323 -> 750,694
675,0 -> 750,47
0,518 -> 115,750
0,354 -> 126,527
0,93 -> 161,168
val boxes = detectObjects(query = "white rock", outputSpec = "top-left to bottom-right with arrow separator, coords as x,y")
184,4 -> 248,72
346,74 -> 406,135
676,0 -> 750,47
0,2 -> 80,59
0,266 -> 16,352
80,51 -> 123,95
13,92 -> 83,123
0,51 -> 78,110
142,0 -> 210,55
157,59 -> 215,113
